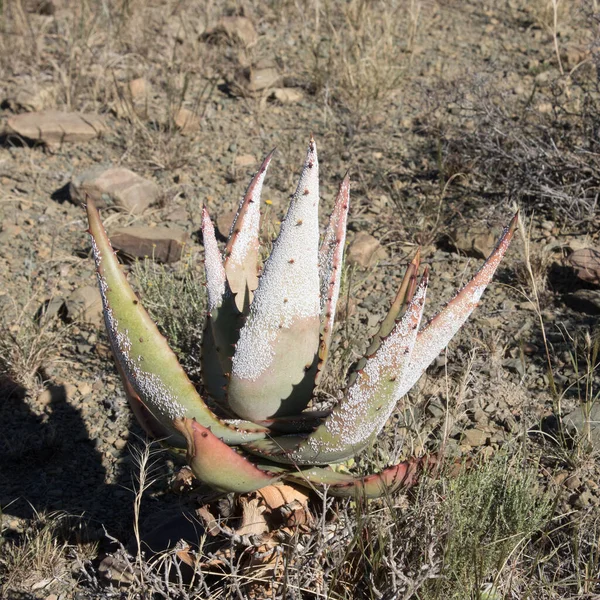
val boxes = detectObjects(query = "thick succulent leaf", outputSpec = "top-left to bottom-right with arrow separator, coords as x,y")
367,248 -> 420,356
224,150 -> 274,313
228,138 -> 322,421
116,361 -> 183,444
348,249 -> 421,388
403,213 -> 518,393
86,200 -> 268,445
202,206 -> 227,315
201,207 -> 245,385
243,272 -> 429,465
315,174 -> 350,385
174,418 -> 278,493
287,455 -> 432,498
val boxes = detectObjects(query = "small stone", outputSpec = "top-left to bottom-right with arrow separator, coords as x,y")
70,167 -> 160,214
271,88 -> 304,104
234,61 -> 281,95
115,438 -> 127,451
78,381 -> 93,396
347,232 -> 387,268
204,16 -> 258,47
448,224 -> 497,259
110,226 -> 189,263
575,490 -> 595,509
6,110 -> 106,144
128,77 -> 148,101
215,210 -> 236,239
461,428 -> 488,447
567,248 -> 600,285
235,153 -> 256,168
174,107 -> 200,134
66,285 -> 103,326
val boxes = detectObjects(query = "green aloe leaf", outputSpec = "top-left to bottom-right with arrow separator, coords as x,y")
86,200 -> 268,445
228,138 -> 322,421
243,271 -> 429,464
224,150 -> 274,313
174,418 -> 279,493
315,173 -> 350,386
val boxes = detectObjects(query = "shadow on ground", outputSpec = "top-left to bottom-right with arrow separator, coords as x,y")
0,377 -> 138,537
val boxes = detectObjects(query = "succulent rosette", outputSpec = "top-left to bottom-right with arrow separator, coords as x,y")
86,137 -> 516,497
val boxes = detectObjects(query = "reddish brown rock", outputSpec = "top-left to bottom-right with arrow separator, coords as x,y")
174,107 -> 200,134
449,224 -> 497,259
347,232 -> 387,268
271,88 -> 304,104
70,167 -> 160,214
110,226 -> 189,263
66,285 -> 103,326
567,248 -> 600,286
6,110 -> 106,144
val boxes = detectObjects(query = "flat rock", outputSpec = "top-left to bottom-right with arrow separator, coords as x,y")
128,77 -> 149,101
233,61 -> 281,95
567,248 -> 600,285
174,107 -> 200,134
66,286 -> 103,326
448,224 -> 497,259
70,167 -> 160,214
271,88 -> 304,104
347,232 -> 387,268
461,428 -> 488,447
6,110 -> 106,144
110,226 -> 189,263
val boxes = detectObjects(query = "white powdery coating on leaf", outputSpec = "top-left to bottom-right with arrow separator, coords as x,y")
403,228 -> 512,393
227,164 -> 268,266
232,142 -> 321,380
305,280 -> 427,454
91,234 -> 187,421
202,209 -> 226,313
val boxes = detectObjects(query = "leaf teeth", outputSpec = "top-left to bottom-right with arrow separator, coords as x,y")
201,206 -> 227,314
228,139 -> 321,420
224,150 -> 274,311
403,213 -> 518,393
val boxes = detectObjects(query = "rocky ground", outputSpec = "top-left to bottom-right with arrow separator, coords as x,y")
1,1 -> 599,599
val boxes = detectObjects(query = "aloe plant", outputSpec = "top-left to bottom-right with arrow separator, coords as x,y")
87,137 -> 517,498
